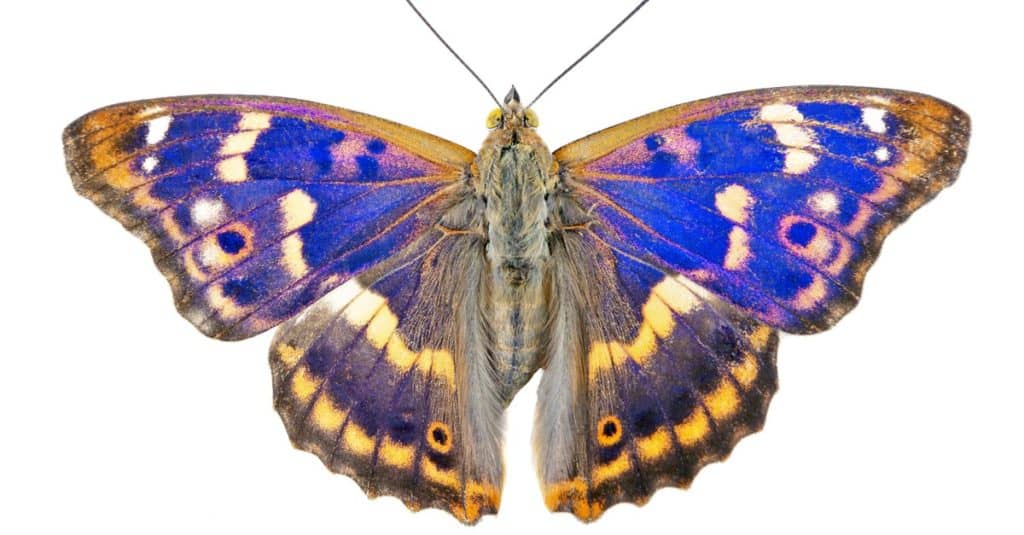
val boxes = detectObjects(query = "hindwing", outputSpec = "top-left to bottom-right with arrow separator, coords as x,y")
269,190 -> 504,523
538,225 -> 778,520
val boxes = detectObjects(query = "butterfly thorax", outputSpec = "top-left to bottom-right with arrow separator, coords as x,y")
475,95 -> 554,403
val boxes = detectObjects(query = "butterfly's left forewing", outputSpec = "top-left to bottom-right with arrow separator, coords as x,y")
64,96 -> 474,339
555,87 -> 969,333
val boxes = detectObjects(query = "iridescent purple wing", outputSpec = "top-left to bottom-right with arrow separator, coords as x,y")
555,87 -> 970,333
64,96 -> 474,339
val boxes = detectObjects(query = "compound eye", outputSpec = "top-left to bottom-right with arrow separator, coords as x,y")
524,108 -> 539,128
486,108 -> 503,129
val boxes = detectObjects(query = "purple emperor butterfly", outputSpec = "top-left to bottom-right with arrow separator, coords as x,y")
62,4 -> 969,526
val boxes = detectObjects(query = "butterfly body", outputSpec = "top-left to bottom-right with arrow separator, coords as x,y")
477,88 -> 555,402
64,86 -> 969,524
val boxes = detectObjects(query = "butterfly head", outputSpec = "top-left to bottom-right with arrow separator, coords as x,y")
486,85 -> 539,130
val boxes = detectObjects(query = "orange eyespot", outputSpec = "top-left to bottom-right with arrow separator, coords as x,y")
596,415 -> 622,446
427,421 -> 453,453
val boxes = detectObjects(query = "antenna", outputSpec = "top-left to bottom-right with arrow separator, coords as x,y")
527,0 -> 650,109
406,0 -> 502,108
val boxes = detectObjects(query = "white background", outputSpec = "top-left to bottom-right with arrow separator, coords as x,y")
2,1 -> 1021,533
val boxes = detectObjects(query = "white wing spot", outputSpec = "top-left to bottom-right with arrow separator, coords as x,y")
220,131 -> 261,156
809,191 -> 840,216
724,226 -> 751,270
191,198 -> 226,229
217,155 -> 249,182
862,107 -> 888,133
281,234 -> 309,279
322,278 -> 365,313
199,242 -> 222,267
239,112 -> 272,131
715,184 -> 754,224
343,288 -> 387,327
874,146 -> 890,162
141,156 -> 159,173
761,103 -> 819,174
146,116 -> 172,145
784,149 -> 818,174
280,189 -> 318,232
759,104 -> 804,123
773,123 -> 814,148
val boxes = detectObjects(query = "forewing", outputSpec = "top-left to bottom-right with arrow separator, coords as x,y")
64,96 -> 474,339
555,86 -> 969,333
269,223 -> 504,524
537,226 -> 778,520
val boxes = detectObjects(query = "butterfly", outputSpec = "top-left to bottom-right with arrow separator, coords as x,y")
63,84 -> 969,523
63,0 -> 981,499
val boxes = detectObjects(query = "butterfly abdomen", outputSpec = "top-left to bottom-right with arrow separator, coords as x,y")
479,136 -> 554,402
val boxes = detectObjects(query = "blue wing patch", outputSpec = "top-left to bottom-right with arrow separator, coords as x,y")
556,87 -> 970,333
64,96 -> 474,339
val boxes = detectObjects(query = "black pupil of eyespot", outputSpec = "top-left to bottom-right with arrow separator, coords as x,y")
602,421 -> 617,436
432,428 -> 447,445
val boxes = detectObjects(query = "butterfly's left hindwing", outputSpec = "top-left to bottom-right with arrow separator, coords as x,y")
538,227 -> 778,520
64,96 -> 474,339
555,87 -> 970,333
